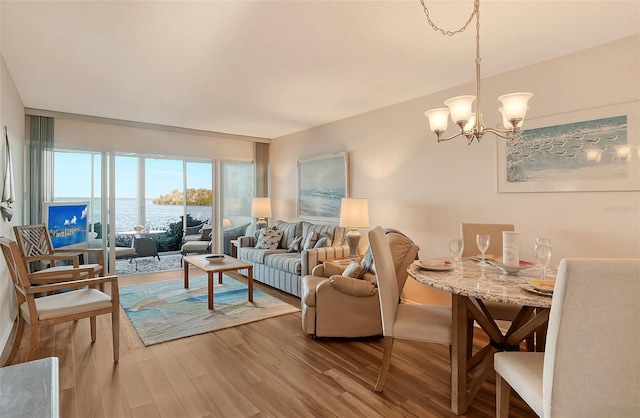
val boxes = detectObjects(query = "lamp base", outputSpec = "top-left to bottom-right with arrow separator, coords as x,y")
256,218 -> 268,231
345,229 -> 361,261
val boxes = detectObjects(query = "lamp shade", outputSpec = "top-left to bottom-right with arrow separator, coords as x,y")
498,92 -> 533,121
251,197 -> 272,218
424,108 -> 450,132
444,95 -> 475,123
223,218 -> 232,228
339,198 -> 369,228
498,107 -> 524,129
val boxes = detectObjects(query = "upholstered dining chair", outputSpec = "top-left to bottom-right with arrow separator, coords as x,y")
13,224 -> 104,284
369,226 -> 452,392
0,237 -> 120,364
460,223 -> 534,350
494,258 -> 640,418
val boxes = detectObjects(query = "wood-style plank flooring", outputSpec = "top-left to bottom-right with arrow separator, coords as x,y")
6,268 -> 537,418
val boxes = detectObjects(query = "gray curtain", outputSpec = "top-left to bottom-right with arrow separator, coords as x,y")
254,142 -> 269,198
28,116 -> 54,224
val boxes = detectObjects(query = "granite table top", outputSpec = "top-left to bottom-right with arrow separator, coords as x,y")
408,258 -> 554,309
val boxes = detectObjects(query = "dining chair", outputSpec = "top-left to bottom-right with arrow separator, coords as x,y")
460,223 -> 535,350
369,226 -> 452,392
494,258 -> 640,418
0,237 -> 120,364
13,224 -> 104,284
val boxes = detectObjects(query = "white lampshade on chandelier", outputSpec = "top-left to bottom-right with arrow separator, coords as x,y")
422,0 -> 533,144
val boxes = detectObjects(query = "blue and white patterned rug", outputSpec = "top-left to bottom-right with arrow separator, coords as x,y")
120,275 -> 299,346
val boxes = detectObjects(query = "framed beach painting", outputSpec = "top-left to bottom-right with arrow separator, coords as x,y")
497,102 -> 640,192
297,152 -> 349,220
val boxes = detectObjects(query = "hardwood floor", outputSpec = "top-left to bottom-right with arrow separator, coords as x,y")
7,268 -> 537,418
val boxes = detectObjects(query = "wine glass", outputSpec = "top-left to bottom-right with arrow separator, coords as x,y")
449,238 -> 464,264
536,237 -> 551,247
534,243 -> 552,279
476,234 -> 490,264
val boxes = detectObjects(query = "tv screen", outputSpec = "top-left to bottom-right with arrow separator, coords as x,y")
42,201 -> 90,249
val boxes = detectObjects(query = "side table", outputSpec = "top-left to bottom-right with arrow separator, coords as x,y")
230,239 -> 239,258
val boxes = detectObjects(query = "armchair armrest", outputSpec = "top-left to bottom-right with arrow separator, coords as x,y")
27,275 -> 119,295
56,248 -> 105,266
237,235 -> 255,248
329,275 -> 377,297
24,254 -> 81,268
311,261 -> 347,277
301,244 -> 350,277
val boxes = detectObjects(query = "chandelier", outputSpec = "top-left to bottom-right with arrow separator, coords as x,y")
421,0 -> 533,144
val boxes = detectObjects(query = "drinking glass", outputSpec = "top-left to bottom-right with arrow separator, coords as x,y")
536,237 -> 551,247
476,234 -> 490,264
534,243 -> 552,279
449,238 -> 464,263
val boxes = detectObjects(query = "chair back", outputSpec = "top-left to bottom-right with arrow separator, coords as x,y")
543,258 -> 640,417
0,237 -> 33,304
460,223 -> 514,257
13,224 -> 55,259
369,226 -> 400,337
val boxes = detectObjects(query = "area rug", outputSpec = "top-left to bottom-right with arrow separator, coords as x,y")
119,276 -> 300,346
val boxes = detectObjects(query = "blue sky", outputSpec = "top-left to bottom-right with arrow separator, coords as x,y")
54,153 -> 212,199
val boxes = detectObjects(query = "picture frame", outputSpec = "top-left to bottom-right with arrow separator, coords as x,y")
297,152 -> 349,220
497,102 -> 640,193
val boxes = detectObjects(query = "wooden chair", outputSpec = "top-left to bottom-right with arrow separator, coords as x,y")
369,226 -> 452,392
461,223 -> 536,351
0,237 -> 120,364
13,224 -> 104,284
494,258 -> 640,417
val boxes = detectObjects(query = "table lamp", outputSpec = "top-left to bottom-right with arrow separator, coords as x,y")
251,197 -> 272,230
223,218 -> 232,229
339,198 -> 369,261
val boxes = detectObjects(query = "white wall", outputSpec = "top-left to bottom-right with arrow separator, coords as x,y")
0,51 -> 26,358
271,35 -> 640,304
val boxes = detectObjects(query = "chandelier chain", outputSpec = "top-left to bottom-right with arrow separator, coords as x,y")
419,0 -> 478,37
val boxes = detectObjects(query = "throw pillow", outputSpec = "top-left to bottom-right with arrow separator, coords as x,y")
303,231 -> 318,250
287,236 -> 304,253
342,262 -> 363,278
329,275 -> 377,297
313,237 -> 328,249
255,228 -> 284,250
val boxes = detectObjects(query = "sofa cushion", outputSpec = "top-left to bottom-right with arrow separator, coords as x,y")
274,220 -> 303,249
256,228 -> 284,249
239,248 -> 286,264
263,253 -> 302,275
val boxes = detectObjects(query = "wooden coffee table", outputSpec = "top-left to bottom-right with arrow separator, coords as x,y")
183,254 -> 253,310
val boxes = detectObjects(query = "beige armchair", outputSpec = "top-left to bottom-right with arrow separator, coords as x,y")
301,229 -> 418,338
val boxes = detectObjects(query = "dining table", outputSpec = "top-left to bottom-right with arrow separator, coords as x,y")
408,257 -> 554,415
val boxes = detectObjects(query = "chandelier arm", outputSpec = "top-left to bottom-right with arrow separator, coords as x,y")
483,127 -> 518,140
419,0 -> 478,37
435,131 -> 467,143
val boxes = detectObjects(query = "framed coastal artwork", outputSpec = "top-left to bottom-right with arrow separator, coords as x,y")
297,152 -> 349,220
497,102 -> 640,192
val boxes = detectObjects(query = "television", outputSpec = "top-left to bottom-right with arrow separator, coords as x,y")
42,201 -> 90,249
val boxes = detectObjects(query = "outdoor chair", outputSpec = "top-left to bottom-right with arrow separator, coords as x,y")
0,237 -> 120,364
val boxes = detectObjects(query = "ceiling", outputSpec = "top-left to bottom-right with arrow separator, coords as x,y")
2,1 -> 639,139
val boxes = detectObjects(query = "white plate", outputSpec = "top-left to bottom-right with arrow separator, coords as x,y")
415,259 -> 454,271
487,259 -> 534,275
206,254 -> 225,264
520,284 -> 553,297
527,279 -> 555,293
